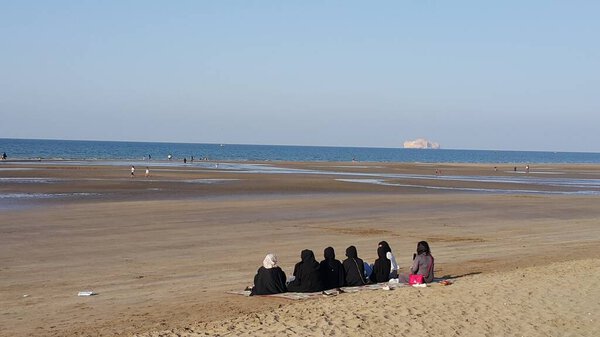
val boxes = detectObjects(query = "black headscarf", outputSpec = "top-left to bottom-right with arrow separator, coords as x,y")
342,246 -> 367,286
370,246 -> 391,283
346,245 -> 358,258
319,247 -> 345,290
378,241 -> 392,254
287,249 -> 324,293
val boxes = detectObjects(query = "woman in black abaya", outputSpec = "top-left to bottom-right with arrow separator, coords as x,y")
319,247 -> 345,290
287,249 -> 324,293
342,245 -> 368,286
370,246 -> 392,283
250,253 -> 287,296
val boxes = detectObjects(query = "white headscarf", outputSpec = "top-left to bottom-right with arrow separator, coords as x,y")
263,253 -> 278,269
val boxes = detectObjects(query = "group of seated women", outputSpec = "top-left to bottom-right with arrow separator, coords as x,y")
250,241 -> 434,295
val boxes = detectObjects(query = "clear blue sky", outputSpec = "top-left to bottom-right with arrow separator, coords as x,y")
1,1 -> 599,152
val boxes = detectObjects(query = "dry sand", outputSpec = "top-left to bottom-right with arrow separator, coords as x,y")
138,259 -> 600,337
1,161 -> 600,336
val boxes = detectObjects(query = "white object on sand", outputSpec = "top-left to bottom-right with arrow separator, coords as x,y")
77,291 -> 96,296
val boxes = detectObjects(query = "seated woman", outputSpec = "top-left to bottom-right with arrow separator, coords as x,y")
370,246 -> 391,283
287,249 -> 324,293
250,253 -> 287,296
378,241 -> 399,279
398,241 -> 435,284
319,247 -> 345,290
342,245 -> 369,286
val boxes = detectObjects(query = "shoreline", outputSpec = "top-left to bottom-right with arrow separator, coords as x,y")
1,162 -> 600,336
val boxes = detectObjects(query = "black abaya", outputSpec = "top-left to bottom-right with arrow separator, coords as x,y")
342,246 -> 367,286
319,247 -> 345,290
287,249 -> 324,293
250,266 -> 287,295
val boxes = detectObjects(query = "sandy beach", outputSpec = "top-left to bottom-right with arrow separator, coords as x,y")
1,161 -> 600,336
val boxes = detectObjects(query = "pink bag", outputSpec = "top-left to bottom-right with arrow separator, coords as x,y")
408,255 -> 434,285
409,274 -> 424,285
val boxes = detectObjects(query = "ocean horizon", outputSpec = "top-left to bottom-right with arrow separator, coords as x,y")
1,138 -> 600,164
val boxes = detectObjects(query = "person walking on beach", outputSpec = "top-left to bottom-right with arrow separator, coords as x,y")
145,167 -> 150,178
130,165 -> 135,178
2,152 -> 6,160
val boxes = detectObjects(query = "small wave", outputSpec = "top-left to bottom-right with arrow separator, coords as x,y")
0,192 -> 100,199
182,179 -> 240,184
0,168 -> 34,171
335,179 -> 600,196
0,177 -> 62,183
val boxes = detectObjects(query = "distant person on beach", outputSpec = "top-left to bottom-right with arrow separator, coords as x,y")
342,246 -> 368,286
145,167 -> 150,178
148,154 -> 151,160
319,247 -> 345,290
130,165 -> 135,177
526,165 -> 530,173
250,254 -> 287,296
287,249 -> 324,293
370,246 -> 391,283
2,152 -> 6,160
168,154 -> 172,160
398,241 -> 435,284
183,157 -> 187,164
514,166 -> 517,172
378,241 -> 399,278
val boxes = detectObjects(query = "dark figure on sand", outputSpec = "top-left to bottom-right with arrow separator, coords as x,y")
342,246 -> 368,286
378,240 -> 399,278
370,246 -> 391,283
250,254 -> 287,296
319,247 -> 345,290
287,249 -> 324,293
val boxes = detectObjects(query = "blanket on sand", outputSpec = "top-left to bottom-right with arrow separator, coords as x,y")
227,278 -> 452,300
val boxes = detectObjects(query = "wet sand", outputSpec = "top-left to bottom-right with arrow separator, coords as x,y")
1,161 -> 600,336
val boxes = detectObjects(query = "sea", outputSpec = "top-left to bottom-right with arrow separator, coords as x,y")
1,138 -> 600,164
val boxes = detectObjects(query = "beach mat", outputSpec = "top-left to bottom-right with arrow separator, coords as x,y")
226,280 -> 451,300
226,290 -> 324,300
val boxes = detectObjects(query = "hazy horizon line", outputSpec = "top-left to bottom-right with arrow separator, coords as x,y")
1,137 -> 598,155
